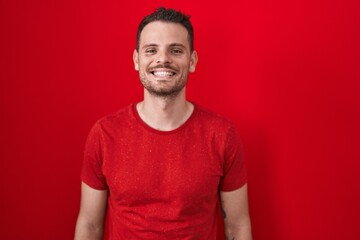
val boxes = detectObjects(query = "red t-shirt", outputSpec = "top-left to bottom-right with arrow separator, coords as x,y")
81,103 -> 247,239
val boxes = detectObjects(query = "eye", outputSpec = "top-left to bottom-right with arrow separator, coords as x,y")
145,48 -> 156,54
171,48 -> 183,55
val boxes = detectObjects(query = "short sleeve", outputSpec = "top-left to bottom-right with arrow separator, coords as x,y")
220,125 -> 247,191
81,122 -> 108,190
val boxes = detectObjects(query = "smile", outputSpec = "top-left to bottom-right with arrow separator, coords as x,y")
151,71 -> 176,77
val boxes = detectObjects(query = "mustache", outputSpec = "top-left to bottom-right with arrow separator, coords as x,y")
149,64 -> 177,72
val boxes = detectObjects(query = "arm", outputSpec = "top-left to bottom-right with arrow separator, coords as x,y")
74,182 -> 108,240
220,184 -> 252,240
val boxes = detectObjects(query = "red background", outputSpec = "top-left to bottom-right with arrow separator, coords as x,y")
1,0 -> 359,239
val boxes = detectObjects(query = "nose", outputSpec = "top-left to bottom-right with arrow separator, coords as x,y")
156,50 -> 172,64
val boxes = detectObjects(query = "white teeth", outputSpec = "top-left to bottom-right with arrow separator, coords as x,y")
153,71 -> 174,77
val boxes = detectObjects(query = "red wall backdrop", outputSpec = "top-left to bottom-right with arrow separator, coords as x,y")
1,0 -> 359,239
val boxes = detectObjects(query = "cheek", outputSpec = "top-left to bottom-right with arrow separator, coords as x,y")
181,63 -> 191,72
139,60 -> 152,70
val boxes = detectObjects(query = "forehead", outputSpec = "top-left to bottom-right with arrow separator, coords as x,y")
139,21 -> 189,48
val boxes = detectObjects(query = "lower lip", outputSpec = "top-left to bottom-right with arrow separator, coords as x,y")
151,74 -> 175,80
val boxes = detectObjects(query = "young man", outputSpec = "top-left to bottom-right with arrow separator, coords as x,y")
75,7 -> 252,240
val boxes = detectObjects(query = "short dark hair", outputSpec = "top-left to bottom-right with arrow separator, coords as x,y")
136,7 -> 194,52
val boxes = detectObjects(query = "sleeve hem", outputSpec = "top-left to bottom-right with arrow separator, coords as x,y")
81,177 -> 108,190
220,178 -> 247,192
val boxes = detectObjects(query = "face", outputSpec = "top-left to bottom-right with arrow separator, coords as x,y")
133,21 -> 198,98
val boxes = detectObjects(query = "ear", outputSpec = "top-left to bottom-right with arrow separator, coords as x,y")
189,50 -> 198,73
133,49 -> 139,71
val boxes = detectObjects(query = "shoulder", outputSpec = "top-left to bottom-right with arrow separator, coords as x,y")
92,103 -> 135,133
191,103 -> 241,144
193,103 -> 236,131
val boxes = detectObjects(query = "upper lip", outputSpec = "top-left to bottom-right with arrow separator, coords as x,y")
151,69 -> 176,73
149,66 -> 177,74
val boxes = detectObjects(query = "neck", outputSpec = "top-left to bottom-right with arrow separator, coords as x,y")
136,89 -> 194,131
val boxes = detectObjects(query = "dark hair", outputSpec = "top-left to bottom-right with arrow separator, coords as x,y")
136,7 -> 194,52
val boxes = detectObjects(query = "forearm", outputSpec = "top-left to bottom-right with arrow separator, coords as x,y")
224,217 -> 252,240
75,183 -> 108,240
220,185 -> 252,240
74,218 -> 104,240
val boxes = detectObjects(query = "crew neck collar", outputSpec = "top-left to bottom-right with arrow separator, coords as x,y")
132,102 -> 197,135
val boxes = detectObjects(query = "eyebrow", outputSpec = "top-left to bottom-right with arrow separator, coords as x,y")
168,43 -> 186,48
141,43 -> 186,49
142,44 -> 158,48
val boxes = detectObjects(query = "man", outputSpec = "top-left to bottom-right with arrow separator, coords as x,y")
75,7 -> 252,240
